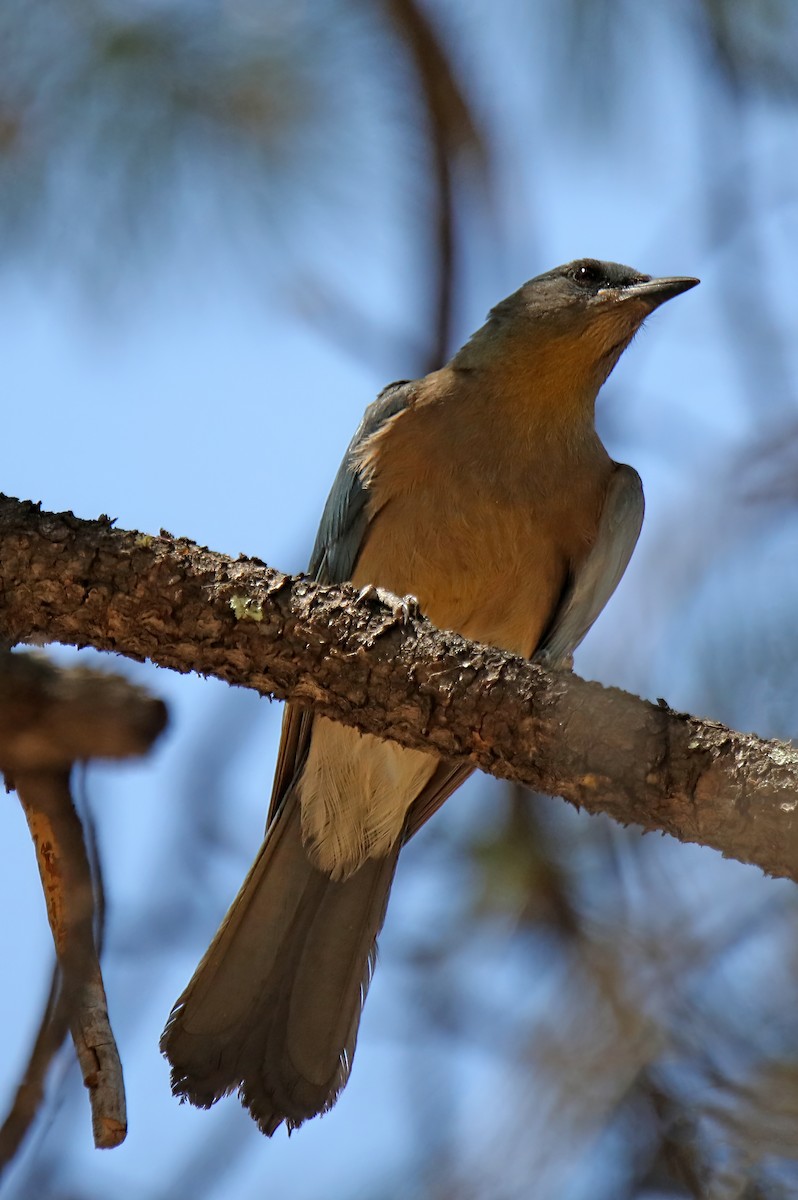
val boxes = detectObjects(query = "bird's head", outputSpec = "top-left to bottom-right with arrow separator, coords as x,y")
452,259 -> 699,400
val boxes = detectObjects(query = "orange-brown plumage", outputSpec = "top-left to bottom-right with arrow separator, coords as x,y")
353,362 -> 614,656
162,259 -> 698,1135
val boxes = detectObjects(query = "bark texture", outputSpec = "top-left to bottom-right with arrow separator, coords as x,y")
1,494 -> 797,880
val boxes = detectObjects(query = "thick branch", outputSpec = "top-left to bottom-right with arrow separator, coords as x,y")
1,494 -> 797,880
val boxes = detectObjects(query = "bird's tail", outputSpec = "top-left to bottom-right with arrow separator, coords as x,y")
161,791 -> 399,1134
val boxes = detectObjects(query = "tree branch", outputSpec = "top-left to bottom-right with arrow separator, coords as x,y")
0,628 -> 166,1153
1,494 -> 796,880
0,962 -> 66,1175
0,650 -> 167,769
15,769 -> 126,1149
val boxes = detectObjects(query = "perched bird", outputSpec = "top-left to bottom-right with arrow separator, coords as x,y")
162,258 -> 698,1134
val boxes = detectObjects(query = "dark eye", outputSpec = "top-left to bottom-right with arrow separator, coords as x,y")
571,261 -> 604,288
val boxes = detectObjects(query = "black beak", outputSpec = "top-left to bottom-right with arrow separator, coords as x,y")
617,275 -> 700,310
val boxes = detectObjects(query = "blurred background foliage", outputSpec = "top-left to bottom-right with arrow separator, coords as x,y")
3,1 -> 798,1197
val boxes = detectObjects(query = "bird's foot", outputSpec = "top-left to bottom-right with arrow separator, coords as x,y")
356,584 -> 421,623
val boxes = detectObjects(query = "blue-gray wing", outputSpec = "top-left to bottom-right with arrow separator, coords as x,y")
267,381 -> 415,827
534,463 -> 644,668
308,381 -> 414,585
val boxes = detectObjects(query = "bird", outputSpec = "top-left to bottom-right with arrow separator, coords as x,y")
161,258 -> 698,1135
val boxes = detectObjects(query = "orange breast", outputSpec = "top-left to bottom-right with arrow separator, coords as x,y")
351,395 -> 612,659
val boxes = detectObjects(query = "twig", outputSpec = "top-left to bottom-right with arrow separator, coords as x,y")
0,963 -> 67,1175
387,0 -> 489,368
15,770 -> 126,1149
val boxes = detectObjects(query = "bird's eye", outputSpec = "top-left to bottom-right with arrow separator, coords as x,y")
572,261 -> 604,288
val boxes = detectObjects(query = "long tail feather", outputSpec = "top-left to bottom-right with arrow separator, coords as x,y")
161,795 -> 398,1134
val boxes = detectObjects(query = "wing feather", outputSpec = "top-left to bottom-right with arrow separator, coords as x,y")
267,382 -> 415,828
534,463 -> 644,668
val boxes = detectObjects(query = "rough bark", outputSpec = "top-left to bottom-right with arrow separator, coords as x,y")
1,493 -> 796,881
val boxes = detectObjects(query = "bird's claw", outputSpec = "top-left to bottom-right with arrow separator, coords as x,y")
356,585 -> 421,623
395,593 -> 421,623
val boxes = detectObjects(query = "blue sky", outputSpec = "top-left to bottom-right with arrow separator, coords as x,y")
2,4 -> 798,1197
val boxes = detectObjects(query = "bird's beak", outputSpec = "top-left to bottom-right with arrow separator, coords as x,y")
611,275 -> 700,310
